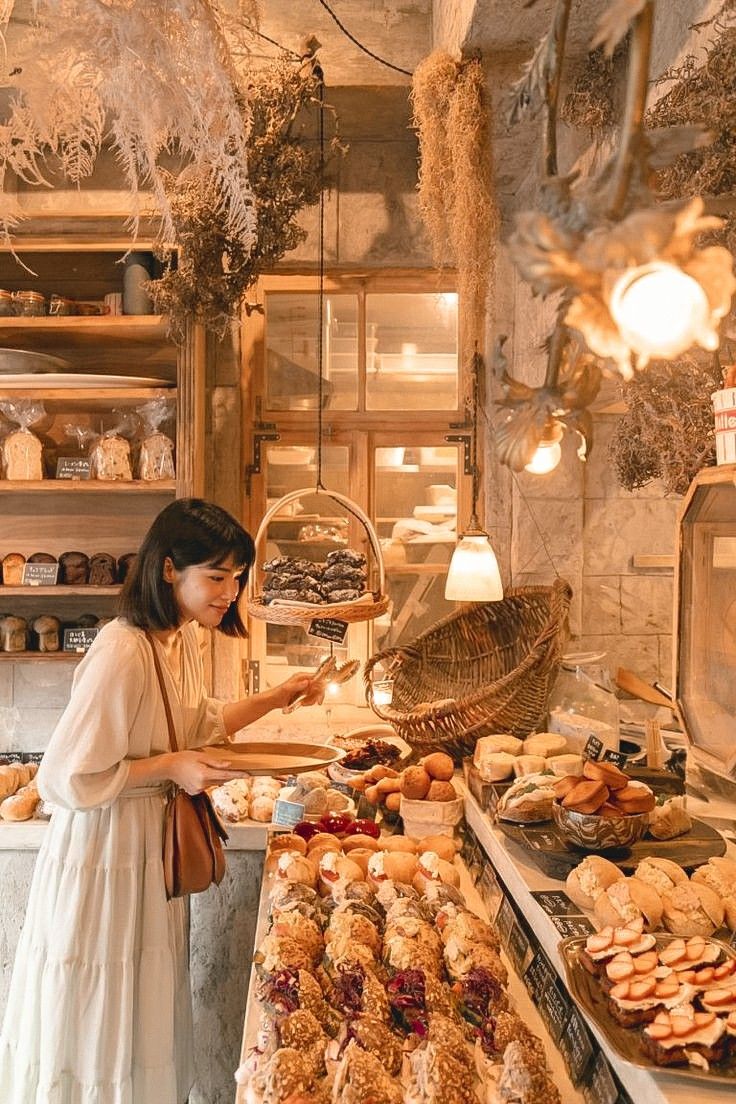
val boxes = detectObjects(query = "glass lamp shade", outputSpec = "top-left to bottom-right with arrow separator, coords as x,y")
524,439 -> 562,475
609,261 -> 718,360
371,678 -> 394,707
445,531 -> 504,602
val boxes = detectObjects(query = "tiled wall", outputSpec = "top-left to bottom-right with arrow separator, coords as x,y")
0,661 -> 73,753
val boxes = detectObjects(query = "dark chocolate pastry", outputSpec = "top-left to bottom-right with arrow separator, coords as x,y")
59,551 -> 90,585
117,552 -> 137,582
323,566 -> 365,586
263,588 -> 302,604
263,556 -> 293,573
76,613 -> 99,629
297,589 -> 323,604
88,553 -> 116,586
27,552 -> 57,564
326,588 -> 360,603
326,549 -> 366,568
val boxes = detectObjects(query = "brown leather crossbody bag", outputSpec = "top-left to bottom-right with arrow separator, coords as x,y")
146,631 -> 228,899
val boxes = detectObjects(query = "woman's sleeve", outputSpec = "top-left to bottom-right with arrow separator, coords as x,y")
36,631 -> 146,810
189,695 -> 228,748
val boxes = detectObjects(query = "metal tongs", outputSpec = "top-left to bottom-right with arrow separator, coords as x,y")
282,655 -> 361,713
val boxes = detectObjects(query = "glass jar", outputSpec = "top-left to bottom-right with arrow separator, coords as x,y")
49,294 -> 76,317
0,289 -> 14,317
12,290 -> 47,317
547,652 -> 620,754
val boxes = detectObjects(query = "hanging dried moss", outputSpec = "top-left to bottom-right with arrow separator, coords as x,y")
411,52 -> 498,340
560,43 -> 627,134
646,22 -> 736,251
609,357 -> 720,495
149,60 -> 331,338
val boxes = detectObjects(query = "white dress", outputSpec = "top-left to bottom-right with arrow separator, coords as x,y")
0,619 -> 227,1104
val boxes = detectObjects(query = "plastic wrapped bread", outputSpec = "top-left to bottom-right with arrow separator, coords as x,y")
139,431 -> 175,481
0,399 -> 46,480
90,435 -> 133,481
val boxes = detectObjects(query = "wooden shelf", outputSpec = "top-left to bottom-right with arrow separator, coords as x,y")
0,586 -> 120,596
0,651 -> 82,661
0,315 -> 170,346
0,480 -> 176,493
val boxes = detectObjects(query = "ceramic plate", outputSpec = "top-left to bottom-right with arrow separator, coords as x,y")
0,349 -> 72,374
0,373 -> 174,388
206,741 -> 345,777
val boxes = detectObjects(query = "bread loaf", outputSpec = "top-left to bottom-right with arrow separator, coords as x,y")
1,553 -> 26,585
117,552 -> 137,582
0,780 -> 39,821
2,429 -> 43,480
0,615 -> 27,652
91,435 -> 132,481
59,552 -> 90,585
27,552 -> 56,565
88,553 -> 116,586
33,615 -> 60,652
138,431 -> 175,481
0,764 -> 22,800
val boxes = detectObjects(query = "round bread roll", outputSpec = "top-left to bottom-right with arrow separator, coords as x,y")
416,835 -> 458,863
384,792 -> 401,812
272,853 -> 317,888
306,833 -> 343,854
248,795 -> 275,822
342,834 -> 380,853
345,848 -> 375,876
364,784 -> 381,806
380,835 -> 418,854
426,780 -> 457,802
593,877 -> 663,932
473,734 -> 523,759
546,753 -> 583,777
308,842 -> 345,869
662,882 -> 725,937
522,733 -> 567,758
365,765 -> 399,783
400,766 -> 431,800
421,752 -> 454,781
367,850 -> 418,886
566,855 -> 625,911
413,851 -> 460,890
512,754 -> 546,778
723,895 -> 736,932
268,833 -> 307,857
376,776 -> 402,796
634,857 -> 688,896
691,856 -> 736,899
318,852 -> 364,891
476,751 -> 516,781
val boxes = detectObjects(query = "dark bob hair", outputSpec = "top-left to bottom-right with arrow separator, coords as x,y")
118,498 -> 255,637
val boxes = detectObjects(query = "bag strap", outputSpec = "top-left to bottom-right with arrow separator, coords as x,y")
145,631 -> 179,754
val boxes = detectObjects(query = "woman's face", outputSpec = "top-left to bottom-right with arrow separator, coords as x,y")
165,555 -> 244,628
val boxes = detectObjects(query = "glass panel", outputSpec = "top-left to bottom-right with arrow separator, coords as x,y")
366,292 -> 458,411
261,445 -> 365,701
265,293 -> 358,411
373,443 -> 459,649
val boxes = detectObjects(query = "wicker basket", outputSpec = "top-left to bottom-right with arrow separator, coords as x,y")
246,487 -> 390,627
363,578 -> 572,760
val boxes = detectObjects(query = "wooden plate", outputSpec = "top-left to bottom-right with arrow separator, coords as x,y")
561,933 -> 736,1083
206,741 -> 345,777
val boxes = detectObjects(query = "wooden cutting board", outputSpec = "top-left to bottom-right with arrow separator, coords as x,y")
206,741 -> 345,777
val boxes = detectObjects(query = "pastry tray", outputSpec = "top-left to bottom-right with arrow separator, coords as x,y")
206,741 -> 344,777
560,933 -> 736,1083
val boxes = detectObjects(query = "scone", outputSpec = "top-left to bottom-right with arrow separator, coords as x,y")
476,751 -> 516,782
661,882 -> 725,937
522,733 -> 567,758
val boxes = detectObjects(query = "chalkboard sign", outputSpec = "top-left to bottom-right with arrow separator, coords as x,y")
602,748 -> 628,769
22,562 -> 59,587
584,734 -> 604,761
355,795 -> 378,821
272,798 -> 305,828
583,1053 -> 619,1104
550,914 -> 596,938
308,617 -> 348,644
496,896 -> 515,947
56,457 -> 92,480
524,949 -> 555,1002
559,1004 -> 595,1086
532,890 -> 586,917
62,627 -> 99,654
507,916 -> 532,973
539,977 -> 571,1043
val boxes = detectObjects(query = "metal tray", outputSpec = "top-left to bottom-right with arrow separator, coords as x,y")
206,741 -> 345,777
560,933 -> 736,1083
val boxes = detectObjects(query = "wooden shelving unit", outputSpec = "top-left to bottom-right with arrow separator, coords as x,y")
0,652 -> 83,661
0,586 -> 120,596
0,480 -> 176,493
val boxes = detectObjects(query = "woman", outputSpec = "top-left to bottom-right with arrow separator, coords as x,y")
0,499 -> 319,1104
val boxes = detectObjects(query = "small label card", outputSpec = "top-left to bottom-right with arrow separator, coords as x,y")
559,1004 -> 596,1086
584,734 -> 604,761
583,1053 -> 619,1104
62,627 -> 99,654
523,949 -> 556,1002
496,895 -> 515,946
308,617 -> 349,644
507,916 -> 533,974
532,890 -> 587,917
550,914 -> 596,938
355,795 -> 378,821
522,826 -> 566,851
602,747 -> 628,769
272,798 -> 305,828
56,456 -> 92,480
539,977 -> 572,1043
22,562 -> 59,587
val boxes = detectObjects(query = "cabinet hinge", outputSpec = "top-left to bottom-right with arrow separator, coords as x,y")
245,398 -> 279,493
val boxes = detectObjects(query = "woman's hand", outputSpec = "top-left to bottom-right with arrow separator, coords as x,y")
271,672 -> 325,712
167,750 -> 250,795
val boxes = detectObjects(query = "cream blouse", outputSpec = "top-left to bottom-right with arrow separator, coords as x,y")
37,618 -> 227,811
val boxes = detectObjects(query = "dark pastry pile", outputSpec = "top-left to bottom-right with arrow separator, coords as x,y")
262,548 -> 368,605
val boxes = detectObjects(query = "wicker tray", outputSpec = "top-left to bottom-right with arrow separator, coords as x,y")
364,579 -> 572,759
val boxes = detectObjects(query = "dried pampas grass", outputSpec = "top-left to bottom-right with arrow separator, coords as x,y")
411,52 -> 498,340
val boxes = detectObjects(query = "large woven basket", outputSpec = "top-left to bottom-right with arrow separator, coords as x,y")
363,579 -> 572,761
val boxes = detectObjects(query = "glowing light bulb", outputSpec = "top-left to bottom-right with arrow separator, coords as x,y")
326,681 -> 341,698
524,440 -> 562,475
609,261 -> 717,360
445,533 -> 503,602
372,678 -> 394,707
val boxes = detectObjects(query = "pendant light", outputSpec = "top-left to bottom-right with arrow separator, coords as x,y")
445,349 -> 503,602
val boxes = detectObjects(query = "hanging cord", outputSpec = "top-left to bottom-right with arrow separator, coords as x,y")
315,0 -> 413,77
246,25 -> 304,61
315,66 -> 326,490
469,345 -> 482,527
